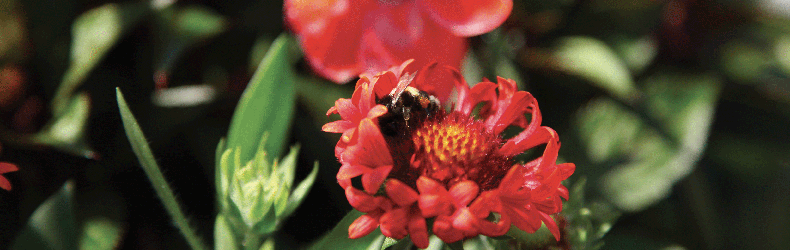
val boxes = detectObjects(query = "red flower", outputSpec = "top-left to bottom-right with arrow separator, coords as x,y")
285,0 -> 513,83
0,144 -> 18,191
323,60 -> 575,248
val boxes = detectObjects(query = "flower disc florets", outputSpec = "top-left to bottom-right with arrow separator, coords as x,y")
323,60 -> 575,248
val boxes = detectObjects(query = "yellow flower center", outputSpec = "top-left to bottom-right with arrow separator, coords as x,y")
409,113 -> 510,190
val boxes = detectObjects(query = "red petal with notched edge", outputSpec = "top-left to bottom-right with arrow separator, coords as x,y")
419,0 -> 512,37
349,212 -> 382,239
385,179 -> 419,207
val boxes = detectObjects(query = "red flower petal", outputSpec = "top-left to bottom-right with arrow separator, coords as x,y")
337,164 -> 371,180
349,212 -> 382,239
451,207 -> 478,236
363,4 -> 468,78
346,186 -> 380,212
541,212 -> 561,241
362,165 -> 393,194
408,215 -> 430,249
419,0 -> 513,37
385,179 -> 419,207
287,0 -> 377,83
322,120 -> 354,133
448,180 -> 478,207
341,119 -> 393,167
380,207 -> 409,239
433,215 -> 464,243
499,125 -> 552,156
0,162 -> 17,174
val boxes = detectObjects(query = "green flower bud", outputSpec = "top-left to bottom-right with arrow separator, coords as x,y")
218,134 -> 318,238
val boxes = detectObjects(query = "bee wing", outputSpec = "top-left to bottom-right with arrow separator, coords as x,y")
389,72 -> 417,104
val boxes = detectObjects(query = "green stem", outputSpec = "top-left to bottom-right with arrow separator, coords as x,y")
117,88 -> 208,250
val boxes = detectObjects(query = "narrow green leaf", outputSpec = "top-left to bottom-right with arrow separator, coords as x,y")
226,33 -> 296,176
13,181 -> 78,250
309,210 -> 385,250
282,162 -> 319,217
116,88 -> 208,250
215,215 -> 239,250
78,217 -> 123,250
53,3 -> 147,115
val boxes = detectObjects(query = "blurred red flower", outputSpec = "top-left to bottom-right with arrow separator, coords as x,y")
285,0 -> 512,83
322,60 -> 574,248
0,144 -> 18,191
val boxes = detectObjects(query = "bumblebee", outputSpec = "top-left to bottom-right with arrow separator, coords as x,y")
377,86 -> 441,138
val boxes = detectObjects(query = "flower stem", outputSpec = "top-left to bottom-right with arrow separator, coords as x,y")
117,88 -> 208,250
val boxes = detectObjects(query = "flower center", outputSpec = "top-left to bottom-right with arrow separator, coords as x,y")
408,113 -> 511,190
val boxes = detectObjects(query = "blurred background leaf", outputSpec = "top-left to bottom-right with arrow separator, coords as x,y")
12,181 -> 78,250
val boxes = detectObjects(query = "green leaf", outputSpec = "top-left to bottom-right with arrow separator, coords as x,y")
13,181 -> 78,250
153,5 -> 227,77
116,88 -> 208,250
78,217 -> 124,250
225,33 -> 296,173
52,3 -> 147,115
553,36 -> 638,102
282,161 -> 319,218
277,145 -> 300,187
309,210 -> 385,250
31,92 -> 97,159
215,215 -> 239,250
463,236 -> 495,250
576,71 -> 721,212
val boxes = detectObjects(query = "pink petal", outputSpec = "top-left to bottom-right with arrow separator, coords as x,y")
419,0 -> 513,37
